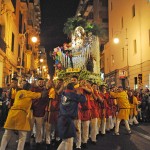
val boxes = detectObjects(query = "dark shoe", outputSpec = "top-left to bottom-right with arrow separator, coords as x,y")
51,139 -> 56,145
36,143 -> 41,150
24,142 -> 30,147
75,148 -> 81,150
100,133 -> 105,136
31,133 -> 35,138
82,143 -> 87,149
46,144 -> 51,149
73,143 -> 76,149
55,140 -> 62,147
91,141 -> 96,145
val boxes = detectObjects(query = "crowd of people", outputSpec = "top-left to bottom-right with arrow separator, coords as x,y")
0,76 -> 150,150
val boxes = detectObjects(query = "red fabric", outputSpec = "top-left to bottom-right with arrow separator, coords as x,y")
78,89 -> 91,120
50,99 -> 60,111
89,94 -> 99,119
79,109 -> 91,121
99,93 -> 109,118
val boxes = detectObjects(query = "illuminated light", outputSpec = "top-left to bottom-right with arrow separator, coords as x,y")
40,59 -> 43,62
53,76 -> 58,80
31,36 -> 38,43
47,74 -> 50,79
44,69 -> 47,72
113,37 -> 119,44
43,66 -> 46,69
37,68 -> 39,71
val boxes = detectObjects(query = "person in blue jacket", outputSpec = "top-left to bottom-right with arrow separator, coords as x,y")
57,82 -> 86,150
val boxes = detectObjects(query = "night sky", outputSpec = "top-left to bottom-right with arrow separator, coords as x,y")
40,0 -> 79,76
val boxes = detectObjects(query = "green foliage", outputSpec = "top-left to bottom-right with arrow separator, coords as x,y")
57,69 -> 104,86
63,16 -> 107,38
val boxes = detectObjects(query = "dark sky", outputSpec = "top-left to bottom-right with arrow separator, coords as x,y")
40,0 -> 79,76
40,0 -> 79,51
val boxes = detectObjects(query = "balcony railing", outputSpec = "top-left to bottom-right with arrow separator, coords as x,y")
20,0 -> 27,2
0,37 -> 6,53
29,0 -> 34,3
20,0 -> 28,8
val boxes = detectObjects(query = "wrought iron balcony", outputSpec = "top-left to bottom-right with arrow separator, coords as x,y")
20,0 -> 27,2
27,19 -> 33,26
29,0 -> 34,3
0,37 -> 6,53
20,0 -> 28,9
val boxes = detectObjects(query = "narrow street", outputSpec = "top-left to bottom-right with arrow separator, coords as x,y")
0,123 -> 150,150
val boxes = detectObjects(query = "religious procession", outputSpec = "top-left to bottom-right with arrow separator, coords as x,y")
0,75 -> 150,150
0,1 -> 150,150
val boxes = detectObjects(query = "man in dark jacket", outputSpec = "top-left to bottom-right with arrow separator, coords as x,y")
29,78 -> 49,148
57,83 -> 86,150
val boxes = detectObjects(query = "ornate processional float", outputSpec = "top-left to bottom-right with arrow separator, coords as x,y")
51,17 -> 107,85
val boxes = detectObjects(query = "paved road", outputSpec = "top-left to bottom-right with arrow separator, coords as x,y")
0,123 -> 150,150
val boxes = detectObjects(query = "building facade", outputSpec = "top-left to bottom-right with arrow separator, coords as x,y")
104,0 -> 150,89
0,0 -> 41,87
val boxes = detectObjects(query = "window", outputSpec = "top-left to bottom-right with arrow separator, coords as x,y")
132,4 -> 135,17
0,24 -> 5,39
133,39 -> 137,54
19,11 -> 23,33
121,17 -> 124,28
11,33 -> 15,52
112,28 -> 113,37
18,45 -> 20,57
134,77 -> 138,89
111,1 -> 113,11
111,55 -> 114,65
122,48 -> 124,61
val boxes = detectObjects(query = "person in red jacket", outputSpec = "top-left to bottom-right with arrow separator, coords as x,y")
78,80 -> 91,148
99,85 -> 109,135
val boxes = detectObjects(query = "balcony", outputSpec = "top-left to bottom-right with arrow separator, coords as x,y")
0,37 -> 6,53
34,5 -> 40,12
20,0 -> 28,10
29,0 -> 34,3
27,19 -> 33,27
21,0 -> 28,3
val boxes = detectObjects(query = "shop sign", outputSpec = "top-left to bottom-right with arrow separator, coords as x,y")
66,68 -> 80,73
119,70 -> 127,78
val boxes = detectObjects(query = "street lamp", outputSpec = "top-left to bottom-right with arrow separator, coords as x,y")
31,36 -> 38,43
40,58 -> 44,63
19,31 -> 37,77
113,37 -> 119,44
112,29 -> 129,88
